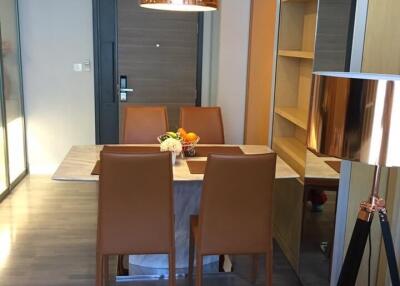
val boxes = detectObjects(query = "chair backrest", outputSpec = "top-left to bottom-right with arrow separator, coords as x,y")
198,153 -> 276,255
179,107 -> 224,144
123,106 -> 168,144
97,151 -> 174,255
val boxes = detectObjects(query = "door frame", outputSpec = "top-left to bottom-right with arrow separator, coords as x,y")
0,0 -> 29,203
93,0 -> 204,144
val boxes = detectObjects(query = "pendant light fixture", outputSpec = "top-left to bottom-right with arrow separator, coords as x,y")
139,0 -> 218,12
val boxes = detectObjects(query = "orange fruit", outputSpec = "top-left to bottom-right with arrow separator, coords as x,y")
177,128 -> 187,137
185,132 -> 198,143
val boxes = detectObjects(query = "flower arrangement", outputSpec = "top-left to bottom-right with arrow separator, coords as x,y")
160,137 -> 183,155
158,128 -> 199,158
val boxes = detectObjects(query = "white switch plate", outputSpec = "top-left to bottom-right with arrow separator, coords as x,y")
73,63 -> 83,72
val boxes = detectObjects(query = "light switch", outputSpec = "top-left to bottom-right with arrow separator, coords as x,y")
83,60 -> 91,72
73,63 -> 83,72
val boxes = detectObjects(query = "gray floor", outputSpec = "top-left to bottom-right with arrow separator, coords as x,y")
0,176 -> 301,286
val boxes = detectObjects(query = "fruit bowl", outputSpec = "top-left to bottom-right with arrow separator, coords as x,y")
182,136 -> 200,157
158,129 -> 200,157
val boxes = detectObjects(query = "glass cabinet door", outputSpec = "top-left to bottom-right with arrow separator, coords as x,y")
0,0 -> 27,186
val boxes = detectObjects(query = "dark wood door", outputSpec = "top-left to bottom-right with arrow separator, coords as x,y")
117,0 -> 198,138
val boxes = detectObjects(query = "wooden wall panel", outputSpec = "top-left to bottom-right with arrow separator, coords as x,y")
117,0 -> 198,132
244,0 -> 277,145
362,0 -> 400,74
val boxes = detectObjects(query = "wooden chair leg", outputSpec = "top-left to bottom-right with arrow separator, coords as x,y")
188,228 -> 195,283
96,253 -> 103,286
117,255 -> 129,276
251,254 -> 258,284
169,252 -> 176,286
266,251 -> 272,286
218,255 -> 225,272
103,255 -> 109,286
196,254 -> 203,286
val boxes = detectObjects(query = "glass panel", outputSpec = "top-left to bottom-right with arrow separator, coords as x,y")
0,48 -> 8,194
0,0 -> 26,183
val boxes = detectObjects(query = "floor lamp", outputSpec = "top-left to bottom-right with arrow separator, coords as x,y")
307,72 -> 400,286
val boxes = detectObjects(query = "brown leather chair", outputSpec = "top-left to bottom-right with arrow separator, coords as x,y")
188,153 -> 277,286
96,151 -> 176,286
179,107 -> 225,144
123,106 -> 168,144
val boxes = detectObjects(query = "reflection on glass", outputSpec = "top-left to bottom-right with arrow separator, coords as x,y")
0,54 -> 8,194
1,0 -> 26,183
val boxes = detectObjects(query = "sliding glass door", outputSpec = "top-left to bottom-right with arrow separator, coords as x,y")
0,0 -> 27,199
0,57 -> 8,196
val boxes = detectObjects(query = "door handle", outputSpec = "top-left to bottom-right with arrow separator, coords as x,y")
120,88 -> 133,92
119,75 -> 133,102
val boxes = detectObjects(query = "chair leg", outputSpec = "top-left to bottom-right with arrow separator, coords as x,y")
266,251 -> 272,286
196,254 -> 203,286
169,252 -> 176,286
96,253 -> 103,286
251,254 -> 258,284
96,253 -> 109,286
218,255 -> 225,272
103,255 -> 109,286
188,227 -> 195,283
117,255 -> 128,276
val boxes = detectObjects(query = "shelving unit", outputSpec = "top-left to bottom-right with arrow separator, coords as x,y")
272,0 -> 317,179
274,107 -> 308,130
273,137 -> 306,175
270,0 -> 350,281
282,0 -> 312,2
278,50 -> 314,59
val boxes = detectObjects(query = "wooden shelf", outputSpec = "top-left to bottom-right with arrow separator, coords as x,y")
278,50 -> 314,59
282,0 -> 313,3
273,137 -> 306,176
275,107 -> 308,130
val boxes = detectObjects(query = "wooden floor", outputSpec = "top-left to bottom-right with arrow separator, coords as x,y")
0,176 -> 301,286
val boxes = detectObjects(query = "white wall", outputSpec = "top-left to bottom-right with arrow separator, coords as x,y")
19,0 -> 96,174
202,0 -> 251,144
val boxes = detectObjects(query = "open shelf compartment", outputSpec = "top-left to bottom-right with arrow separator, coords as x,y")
275,107 -> 308,130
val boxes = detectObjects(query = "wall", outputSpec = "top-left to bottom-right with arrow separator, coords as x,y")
19,0 -> 95,174
377,169 -> 400,285
202,0 -> 251,144
244,0 -> 277,146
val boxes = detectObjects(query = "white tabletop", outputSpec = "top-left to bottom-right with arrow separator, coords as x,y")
52,144 -> 299,182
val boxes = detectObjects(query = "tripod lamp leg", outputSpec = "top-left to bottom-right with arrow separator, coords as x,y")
378,211 -> 400,286
337,215 -> 372,286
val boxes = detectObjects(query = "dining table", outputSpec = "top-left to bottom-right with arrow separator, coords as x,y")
53,144 -> 299,274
